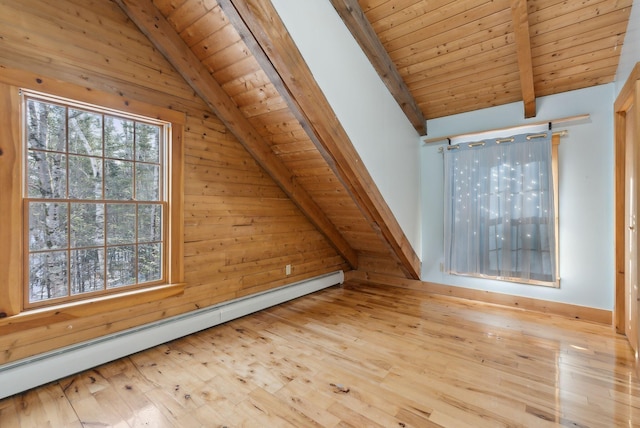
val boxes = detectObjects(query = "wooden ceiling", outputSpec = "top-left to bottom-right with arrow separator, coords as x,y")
335,0 -> 633,123
115,0 -> 633,280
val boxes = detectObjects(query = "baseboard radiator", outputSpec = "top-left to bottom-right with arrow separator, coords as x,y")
0,270 -> 344,399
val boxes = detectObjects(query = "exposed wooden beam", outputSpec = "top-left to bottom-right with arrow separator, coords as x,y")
225,0 -> 421,279
115,0 -> 358,270
511,0 -> 537,118
329,0 -> 426,135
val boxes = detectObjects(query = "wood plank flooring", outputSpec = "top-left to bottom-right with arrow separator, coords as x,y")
1,279 -> 639,427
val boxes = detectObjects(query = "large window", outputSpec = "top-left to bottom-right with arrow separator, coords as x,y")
443,131 -> 559,286
24,91 -> 170,307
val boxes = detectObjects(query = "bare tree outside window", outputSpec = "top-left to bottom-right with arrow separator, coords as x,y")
25,95 -> 166,306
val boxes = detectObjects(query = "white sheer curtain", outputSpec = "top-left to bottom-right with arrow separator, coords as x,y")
443,131 -> 557,284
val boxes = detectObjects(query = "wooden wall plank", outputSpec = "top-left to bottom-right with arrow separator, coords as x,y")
227,0 -> 420,279
0,0 -> 348,366
116,0 -> 358,269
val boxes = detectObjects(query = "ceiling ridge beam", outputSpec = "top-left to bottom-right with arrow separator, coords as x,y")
330,0 -> 426,135
226,0 -> 421,279
115,0 -> 358,269
511,0 -> 537,118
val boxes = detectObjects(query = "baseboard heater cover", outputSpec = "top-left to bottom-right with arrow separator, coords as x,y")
0,270 -> 344,399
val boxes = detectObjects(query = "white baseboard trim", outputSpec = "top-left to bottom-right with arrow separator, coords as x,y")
0,270 -> 344,399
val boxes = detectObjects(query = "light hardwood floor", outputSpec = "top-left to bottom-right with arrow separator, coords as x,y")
1,279 -> 639,427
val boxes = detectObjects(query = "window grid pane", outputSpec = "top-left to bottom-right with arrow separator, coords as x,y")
24,94 -> 167,307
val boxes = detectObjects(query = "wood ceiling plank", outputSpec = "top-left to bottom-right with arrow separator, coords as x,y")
411,56 -> 519,96
529,0 -> 632,28
296,177 -> 355,190
378,0 -> 508,51
534,49 -> 621,79
271,141 -> 318,155
165,0 -> 215,33
257,117 -> 308,138
399,31 -> 515,81
421,72 -> 522,105
534,35 -> 624,68
222,70 -> 273,97
189,22 -> 241,57
224,0 -> 421,279
529,0 -> 632,36
116,0 -> 358,269
526,0 -> 570,14
406,45 -> 516,88
535,66 -> 618,97
510,0 -> 536,118
178,4 -> 226,47
367,0 -> 451,34
531,9 -> 631,48
152,0 -> 188,16
200,39 -> 252,72
278,150 -> 331,164
531,23 -> 627,58
423,81 -> 523,118
389,9 -> 512,66
213,56 -> 263,86
233,83 -> 284,109
241,98 -> 289,119
360,0 -> 423,23
329,0 -> 426,135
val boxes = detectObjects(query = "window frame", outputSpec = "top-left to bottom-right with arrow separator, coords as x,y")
0,73 -> 184,321
444,133 -> 560,287
22,92 -> 171,308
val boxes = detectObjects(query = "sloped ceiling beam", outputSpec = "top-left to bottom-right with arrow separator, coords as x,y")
115,0 -> 358,269
329,0 -> 426,135
511,0 -> 537,118
225,0 -> 421,279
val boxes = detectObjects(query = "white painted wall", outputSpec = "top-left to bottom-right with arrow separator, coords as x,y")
271,0 -> 422,257
615,1 -> 640,95
422,85 -> 615,310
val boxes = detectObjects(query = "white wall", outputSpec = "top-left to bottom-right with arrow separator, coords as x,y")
271,0 -> 422,257
422,85 -> 615,310
616,1 -> 640,95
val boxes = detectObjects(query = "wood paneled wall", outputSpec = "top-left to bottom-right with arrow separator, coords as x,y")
0,0 -> 347,365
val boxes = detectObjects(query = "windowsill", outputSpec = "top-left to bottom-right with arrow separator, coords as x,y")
448,271 -> 560,288
0,282 -> 185,335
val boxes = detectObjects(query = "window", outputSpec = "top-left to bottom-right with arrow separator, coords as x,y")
443,131 -> 559,286
22,91 -> 178,308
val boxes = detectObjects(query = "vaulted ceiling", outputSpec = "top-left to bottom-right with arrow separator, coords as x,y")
115,0 -> 633,280
333,0 -> 633,125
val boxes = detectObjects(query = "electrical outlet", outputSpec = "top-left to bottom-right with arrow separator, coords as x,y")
439,262 -> 444,272
285,264 -> 291,276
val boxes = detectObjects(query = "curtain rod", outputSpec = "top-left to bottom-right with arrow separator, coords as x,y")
437,130 -> 568,153
422,113 -> 589,145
